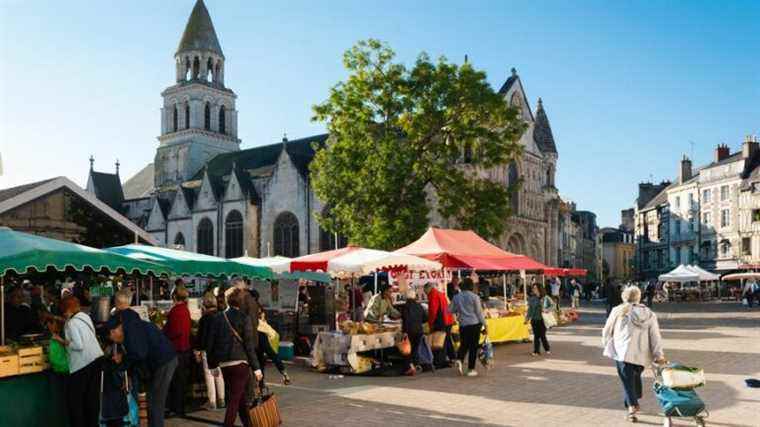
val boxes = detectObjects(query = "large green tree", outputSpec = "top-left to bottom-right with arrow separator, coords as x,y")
311,39 -> 526,250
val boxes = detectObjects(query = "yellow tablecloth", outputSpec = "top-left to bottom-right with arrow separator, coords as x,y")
484,316 -> 530,343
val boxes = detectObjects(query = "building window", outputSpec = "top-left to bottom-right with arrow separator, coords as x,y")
219,105 -> 226,134
721,240 -> 731,256
675,248 -> 681,264
675,196 -> 680,208
703,212 -> 711,225
720,185 -> 729,201
197,218 -> 214,255
688,193 -> 694,209
172,105 -> 178,132
689,217 -> 695,232
674,219 -> 681,235
701,241 -> 711,259
721,209 -> 730,228
753,209 -> 760,222
273,211 -> 299,257
204,102 -> 211,131
742,237 -> 751,256
184,104 -> 190,129
225,210 -> 244,258
507,161 -> 519,214
703,189 -> 711,203
174,232 -> 185,248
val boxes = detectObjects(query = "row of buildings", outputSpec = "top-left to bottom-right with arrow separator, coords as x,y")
630,135 -> 760,281
1,0 -> 601,278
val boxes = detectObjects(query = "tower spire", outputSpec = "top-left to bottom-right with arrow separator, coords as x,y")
176,0 -> 224,57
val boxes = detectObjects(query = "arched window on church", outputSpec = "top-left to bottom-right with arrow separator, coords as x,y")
172,105 -> 178,132
197,218 -> 214,255
206,57 -> 214,82
184,57 -> 191,80
508,161 -> 520,214
219,105 -> 226,134
214,61 -> 221,83
204,102 -> 211,131
225,210 -> 243,258
184,104 -> 190,129
273,212 -> 299,257
174,232 -> 185,249
192,56 -> 200,80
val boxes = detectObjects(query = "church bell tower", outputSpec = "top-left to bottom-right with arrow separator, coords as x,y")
155,0 -> 240,189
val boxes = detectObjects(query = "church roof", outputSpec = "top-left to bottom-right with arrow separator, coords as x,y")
497,70 -> 519,96
89,171 -> 125,211
123,163 -> 155,199
533,98 -> 557,154
176,0 -> 224,57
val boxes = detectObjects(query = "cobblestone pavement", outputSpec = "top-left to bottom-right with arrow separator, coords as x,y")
171,301 -> 759,427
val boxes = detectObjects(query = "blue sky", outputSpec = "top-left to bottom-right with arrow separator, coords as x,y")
1,0 -> 758,227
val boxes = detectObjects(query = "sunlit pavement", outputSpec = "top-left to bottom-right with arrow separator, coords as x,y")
171,301 -> 760,426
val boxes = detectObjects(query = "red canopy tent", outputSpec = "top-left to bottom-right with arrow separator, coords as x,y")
289,246 -> 361,272
544,267 -> 588,277
395,227 -> 551,272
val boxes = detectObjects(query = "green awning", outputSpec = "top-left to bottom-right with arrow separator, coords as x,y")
107,244 -> 273,280
0,228 -> 172,276
277,271 -> 331,284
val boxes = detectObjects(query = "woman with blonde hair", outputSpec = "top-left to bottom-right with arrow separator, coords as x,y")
603,285 -> 666,423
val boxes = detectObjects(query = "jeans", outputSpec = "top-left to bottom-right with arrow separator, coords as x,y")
458,323 -> 482,370
616,360 -> 644,408
168,351 -> 192,415
67,358 -> 101,427
221,363 -> 253,427
201,351 -> 225,406
149,356 -> 177,427
530,318 -> 550,354
404,332 -> 423,371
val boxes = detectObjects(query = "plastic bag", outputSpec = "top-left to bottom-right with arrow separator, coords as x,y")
48,339 -> 69,373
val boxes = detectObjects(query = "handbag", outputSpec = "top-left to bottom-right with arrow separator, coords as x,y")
430,331 -> 446,350
541,311 -> 557,329
396,333 -> 411,356
249,385 -> 282,427
48,339 -> 69,374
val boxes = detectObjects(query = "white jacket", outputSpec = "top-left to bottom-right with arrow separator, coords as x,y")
602,303 -> 663,367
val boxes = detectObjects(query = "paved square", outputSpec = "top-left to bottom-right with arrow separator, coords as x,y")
171,302 -> 760,426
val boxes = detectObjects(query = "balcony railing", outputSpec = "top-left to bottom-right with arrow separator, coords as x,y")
670,232 -> 697,244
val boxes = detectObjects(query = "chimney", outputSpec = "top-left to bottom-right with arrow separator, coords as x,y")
715,144 -> 730,162
742,134 -> 758,159
679,155 -> 692,183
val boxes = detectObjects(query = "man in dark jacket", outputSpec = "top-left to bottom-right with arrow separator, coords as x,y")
605,281 -> 622,317
107,313 -> 176,427
400,289 -> 427,375
206,288 -> 261,427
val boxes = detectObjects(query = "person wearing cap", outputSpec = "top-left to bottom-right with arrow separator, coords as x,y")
195,293 -> 225,410
205,288 -> 262,427
363,284 -> 401,323
106,309 -> 177,427
400,289 -> 426,375
163,286 -> 192,416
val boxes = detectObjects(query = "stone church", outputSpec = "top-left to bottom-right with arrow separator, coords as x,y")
86,0 -> 562,265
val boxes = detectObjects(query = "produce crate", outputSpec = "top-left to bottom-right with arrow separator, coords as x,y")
0,354 -> 19,378
18,346 -> 46,374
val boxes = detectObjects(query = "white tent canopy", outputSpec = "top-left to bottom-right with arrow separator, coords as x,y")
327,248 -> 442,276
658,264 -> 700,283
686,265 -> 720,281
233,256 -> 291,274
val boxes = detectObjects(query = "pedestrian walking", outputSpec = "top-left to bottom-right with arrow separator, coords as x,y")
52,295 -> 103,427
205,288 -> 262,427
742,279 -> 759,308
524,284 -> 551,356
571,279 -> 582,308
644,281 -> 656,307
106,308 -> 177,427
249,289 -> 291,386
450,278 -> 487,377
400,289 -> 426,375
606,281 -> 622,317
163,286 -> 192,416
195,293 -> 225,410
602,285 -> 666,423
424,282 -> 456,368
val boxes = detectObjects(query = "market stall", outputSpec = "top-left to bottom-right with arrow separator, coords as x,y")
658,265 -> 701,302
0,228 -> 172,426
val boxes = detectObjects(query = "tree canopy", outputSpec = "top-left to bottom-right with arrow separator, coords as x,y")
311,39 -> 526,250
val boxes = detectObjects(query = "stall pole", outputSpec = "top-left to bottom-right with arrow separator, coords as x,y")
1,275 -> 5,346
373,272 -> 378,294
523,270 -> 528,305
502,274 -> 507,310
149,276 -> 154,302
350,276 -> 356,321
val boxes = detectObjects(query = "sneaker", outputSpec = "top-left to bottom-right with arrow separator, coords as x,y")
466,370 -> 478,377
217,400 -> 226,409
404,366 -> 416,376
530,352 -> 539,357
203,402 -> 217,411
455,360 -> 463,376
546,351 -> 552,355
282,372 -> 292,386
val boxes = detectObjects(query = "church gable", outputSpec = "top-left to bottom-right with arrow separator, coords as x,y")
223,169 -> 243,201
146,199 -> 166,232
168,186 -> 191,219
194,171 -> 218,211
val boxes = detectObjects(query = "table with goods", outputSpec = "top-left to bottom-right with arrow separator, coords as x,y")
311,320 -> 403,373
